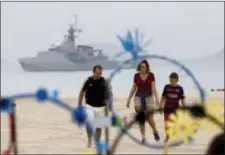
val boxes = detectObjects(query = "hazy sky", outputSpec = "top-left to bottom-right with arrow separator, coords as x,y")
1,2 -> 224,61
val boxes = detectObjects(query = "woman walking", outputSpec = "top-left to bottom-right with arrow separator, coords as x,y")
127,60 -> 160,143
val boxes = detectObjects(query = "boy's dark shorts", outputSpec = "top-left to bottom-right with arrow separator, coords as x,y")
164,107 -> 179,131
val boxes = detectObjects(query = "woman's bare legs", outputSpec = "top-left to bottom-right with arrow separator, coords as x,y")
139,123 -> 146,142
147,114 -> 158,133
146,96 -> 160,141
147,114 -> 160,141
135,105 -> 147,143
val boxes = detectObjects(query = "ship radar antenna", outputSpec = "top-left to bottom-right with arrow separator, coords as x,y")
73,14 -> 82,51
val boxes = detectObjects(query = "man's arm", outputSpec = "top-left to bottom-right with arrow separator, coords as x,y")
103,77 -> 112,100
104,77 -> 113,111
78,91 -> 84,105
104,77 -> 112,89
78,78 -> 89,105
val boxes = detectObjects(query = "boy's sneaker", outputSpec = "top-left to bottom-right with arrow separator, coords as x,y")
153,132 -> 160,141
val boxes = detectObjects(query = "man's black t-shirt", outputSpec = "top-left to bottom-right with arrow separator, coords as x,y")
162,84 -> 185,114
82,76 -> 109,107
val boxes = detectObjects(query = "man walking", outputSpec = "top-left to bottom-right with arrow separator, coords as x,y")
78,65 -> 112,147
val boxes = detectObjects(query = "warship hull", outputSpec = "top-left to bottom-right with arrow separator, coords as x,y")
18,15 -> 136,72
19,58 -> 134,72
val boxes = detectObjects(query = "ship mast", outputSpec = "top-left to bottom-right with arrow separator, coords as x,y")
73,14 -> 82,51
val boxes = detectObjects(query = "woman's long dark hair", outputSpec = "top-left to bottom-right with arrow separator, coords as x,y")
136,60 -> 151,73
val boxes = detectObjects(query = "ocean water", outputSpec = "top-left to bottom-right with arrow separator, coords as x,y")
1,60 -> 224,97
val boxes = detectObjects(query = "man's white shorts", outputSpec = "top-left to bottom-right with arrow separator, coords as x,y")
85,104 -> 110,128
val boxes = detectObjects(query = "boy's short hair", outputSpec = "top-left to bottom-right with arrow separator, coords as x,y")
169,72 -> 179,81
93,65 -> 103,72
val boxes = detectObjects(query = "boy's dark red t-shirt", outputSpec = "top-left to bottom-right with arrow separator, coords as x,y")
162,84 -> 185,114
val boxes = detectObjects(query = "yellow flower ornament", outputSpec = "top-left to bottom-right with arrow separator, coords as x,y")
165,99 -> 224,144
202,100 -> 224,131
166,110 -> 201,144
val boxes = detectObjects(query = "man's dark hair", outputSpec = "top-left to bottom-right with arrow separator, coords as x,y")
136,59 -> 150,72
169,72 -> 179,81
93,65 -> 103,72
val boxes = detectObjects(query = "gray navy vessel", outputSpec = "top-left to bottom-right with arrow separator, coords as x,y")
19,15 -> 130,72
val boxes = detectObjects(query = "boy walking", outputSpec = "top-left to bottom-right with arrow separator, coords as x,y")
159,72 -> 185,143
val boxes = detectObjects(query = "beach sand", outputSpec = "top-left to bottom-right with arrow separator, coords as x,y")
1,92 -> 224,154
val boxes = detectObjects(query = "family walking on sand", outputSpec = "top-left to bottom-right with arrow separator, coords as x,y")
78,59 -> 186,147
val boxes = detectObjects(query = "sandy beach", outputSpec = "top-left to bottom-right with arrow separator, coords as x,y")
1,92 -> 224,154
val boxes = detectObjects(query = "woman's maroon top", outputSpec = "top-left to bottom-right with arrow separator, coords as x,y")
133,72 -> 155,96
